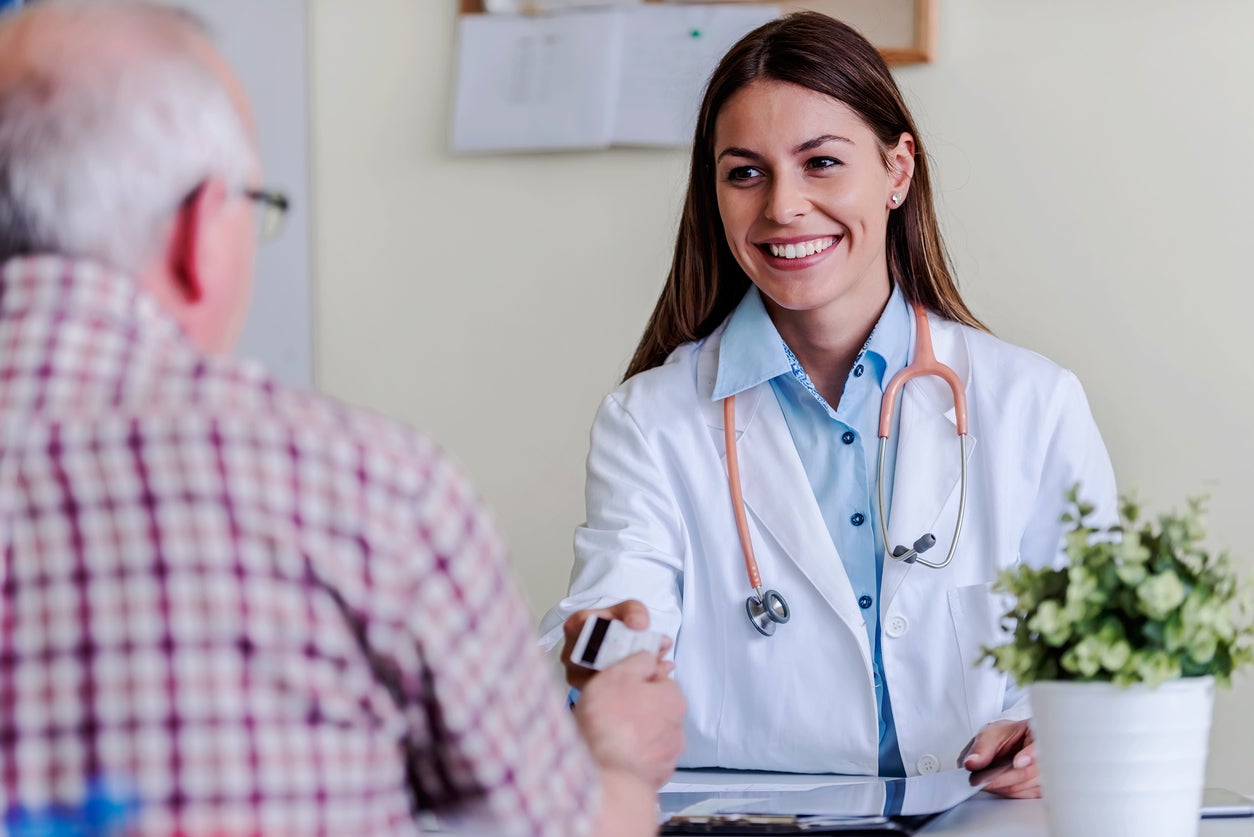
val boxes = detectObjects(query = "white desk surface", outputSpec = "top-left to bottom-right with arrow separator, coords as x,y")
920,794 -> 1253,835
665,771 -> 1253,835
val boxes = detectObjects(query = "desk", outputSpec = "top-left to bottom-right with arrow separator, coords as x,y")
920,794 -> 1252,835
663,771 -> 1252,836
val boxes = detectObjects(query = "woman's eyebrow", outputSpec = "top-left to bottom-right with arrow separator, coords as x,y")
716,146 -> 761,163
795,134 -> 854,153
716,134 -> 854,163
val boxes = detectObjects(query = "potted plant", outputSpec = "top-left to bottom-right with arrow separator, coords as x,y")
984,487 -> 1254,837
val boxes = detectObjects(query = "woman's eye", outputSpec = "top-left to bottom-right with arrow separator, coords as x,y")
807,156 -> 842,171
726,166 -> 763,182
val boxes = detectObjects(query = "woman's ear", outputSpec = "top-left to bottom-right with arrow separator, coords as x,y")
168,178 -> 230,303
888,132 -> 916,199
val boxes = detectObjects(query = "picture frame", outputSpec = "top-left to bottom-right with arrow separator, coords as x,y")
456,0 -> 937,65
760,0 -> 936,65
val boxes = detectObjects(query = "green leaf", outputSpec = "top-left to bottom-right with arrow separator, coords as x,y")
1137,571 -> 1187,621
982,485 -> 1254,688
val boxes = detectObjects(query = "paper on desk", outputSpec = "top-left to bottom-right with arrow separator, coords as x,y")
662,780 -> 843,793
612,4 -> 778,146
452,9 -> 625,152
661,778 -> 885,820
659,770 -> 982,819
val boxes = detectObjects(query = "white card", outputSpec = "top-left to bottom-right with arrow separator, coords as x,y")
570,616 -> 663,670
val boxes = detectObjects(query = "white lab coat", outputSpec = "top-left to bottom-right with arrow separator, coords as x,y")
539,309 -> 1117,776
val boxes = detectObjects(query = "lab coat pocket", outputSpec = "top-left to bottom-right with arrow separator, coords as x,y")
947,582 -> 1012,733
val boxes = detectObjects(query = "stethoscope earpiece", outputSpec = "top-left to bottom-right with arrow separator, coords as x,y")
891,546 -> 917,563
746,589 -> 791,637
891,533 -> 937,564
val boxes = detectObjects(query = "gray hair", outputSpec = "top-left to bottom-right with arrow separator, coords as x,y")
0,1 -> 257,274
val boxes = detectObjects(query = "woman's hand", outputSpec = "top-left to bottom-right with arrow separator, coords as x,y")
560,599 -> 673,690
959,719 -> 1040,799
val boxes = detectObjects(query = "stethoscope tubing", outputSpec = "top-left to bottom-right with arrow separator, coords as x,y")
724,396 -> 766,600
874,303 -> 969,568
875,434 -> 967,569
724,302 -> 970,633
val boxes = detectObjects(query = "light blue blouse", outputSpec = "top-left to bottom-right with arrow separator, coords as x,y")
712,285 -> 910,777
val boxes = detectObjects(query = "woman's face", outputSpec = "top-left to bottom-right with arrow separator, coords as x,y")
713,79 -> 912,324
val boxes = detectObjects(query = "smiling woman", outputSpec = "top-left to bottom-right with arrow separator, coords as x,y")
623,10 -> 984,385
539,10 -> 1118,796
712,82 -> 916,392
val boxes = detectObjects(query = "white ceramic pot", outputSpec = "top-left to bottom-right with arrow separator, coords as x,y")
1029,677 -> 1214,837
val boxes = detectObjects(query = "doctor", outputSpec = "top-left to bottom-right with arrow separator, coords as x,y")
540,12 -> 1115,798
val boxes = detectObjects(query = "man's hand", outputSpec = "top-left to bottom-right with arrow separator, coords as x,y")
561,600 -> 672,690
575,649 -> 686,789
959,719 -> 1040,799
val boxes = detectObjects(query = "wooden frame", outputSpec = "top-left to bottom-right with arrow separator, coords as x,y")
457,0 -> 937,65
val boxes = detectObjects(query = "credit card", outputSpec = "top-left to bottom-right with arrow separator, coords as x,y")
570,616 -> 664,671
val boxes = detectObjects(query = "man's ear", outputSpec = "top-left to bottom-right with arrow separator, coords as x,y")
169,178 -> 230,303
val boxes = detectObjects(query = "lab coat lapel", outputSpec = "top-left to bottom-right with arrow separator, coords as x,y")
881,314 -> 978,608
698,337 -> 867,639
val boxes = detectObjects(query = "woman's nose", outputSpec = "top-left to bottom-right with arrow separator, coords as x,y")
763,174 -> 810,224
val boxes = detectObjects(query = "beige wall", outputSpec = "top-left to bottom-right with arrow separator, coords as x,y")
309,0 -> 1253,788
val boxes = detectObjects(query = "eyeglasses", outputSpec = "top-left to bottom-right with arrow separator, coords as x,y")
244,188 -> 290,241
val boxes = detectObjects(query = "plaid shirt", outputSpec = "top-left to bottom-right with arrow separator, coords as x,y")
0,256 -> 598,836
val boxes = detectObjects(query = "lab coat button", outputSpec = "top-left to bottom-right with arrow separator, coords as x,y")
885,615 -> 908,637
917,754 -> 940,774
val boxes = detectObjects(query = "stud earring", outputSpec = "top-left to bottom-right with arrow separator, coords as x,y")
890,193 -> 902,205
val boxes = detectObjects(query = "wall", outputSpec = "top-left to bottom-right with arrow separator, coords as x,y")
308,0 -> 1254,788
173,0 -> 314,388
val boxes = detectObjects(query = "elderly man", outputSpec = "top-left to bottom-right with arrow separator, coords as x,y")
0,2 -> 683,835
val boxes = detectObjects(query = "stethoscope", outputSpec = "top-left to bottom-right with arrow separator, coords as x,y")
723,302 -> 969,636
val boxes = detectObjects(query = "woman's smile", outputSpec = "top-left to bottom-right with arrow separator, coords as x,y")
757,234 -> 842,270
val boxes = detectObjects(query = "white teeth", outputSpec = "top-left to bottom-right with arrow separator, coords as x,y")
767,237 -> 838,259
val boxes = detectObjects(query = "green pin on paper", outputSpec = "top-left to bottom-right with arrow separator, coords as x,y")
690,28 -> 701,39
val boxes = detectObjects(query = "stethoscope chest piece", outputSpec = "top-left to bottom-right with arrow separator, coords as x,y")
746,588 -> 790,636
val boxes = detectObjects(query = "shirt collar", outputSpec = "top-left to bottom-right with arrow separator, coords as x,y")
712,286 -> 792,400
863,283 -> 911,384
0,254 -> 189,352
713,284 -> 913,401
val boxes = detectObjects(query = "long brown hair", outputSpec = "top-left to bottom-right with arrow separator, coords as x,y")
624,11 -> 986,381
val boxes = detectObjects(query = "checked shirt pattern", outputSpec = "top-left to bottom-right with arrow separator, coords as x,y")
0,257 -> 597,836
